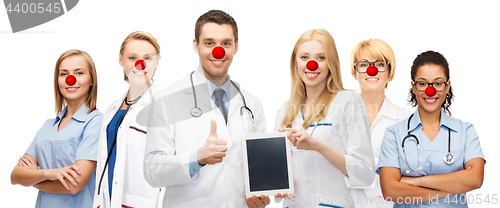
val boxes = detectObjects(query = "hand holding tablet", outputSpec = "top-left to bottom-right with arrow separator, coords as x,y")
197,119 -> 228,165
245,195 -> 270,208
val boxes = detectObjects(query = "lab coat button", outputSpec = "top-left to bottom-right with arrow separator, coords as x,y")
227,196 -> 233,202
102,157 -> 106,160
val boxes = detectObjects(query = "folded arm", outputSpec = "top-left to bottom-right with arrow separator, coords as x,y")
11,153 -> 96,195
11,154 -> 49,186
401,158 -> 484,194
379,167 -> 452,203
34,160 -> 96,195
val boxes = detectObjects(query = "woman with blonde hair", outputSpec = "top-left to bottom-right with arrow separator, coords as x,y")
274,29 -> 375,208
349,39 -> 411,208
93,31 -> 163,208
11,49 -> 103,208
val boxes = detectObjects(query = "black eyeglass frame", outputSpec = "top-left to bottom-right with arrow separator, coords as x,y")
412,81 -> 449,92
354,60 -> 390,73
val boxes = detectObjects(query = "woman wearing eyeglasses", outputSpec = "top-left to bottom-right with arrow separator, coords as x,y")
377,51 -> 485,207
348,39 -> 411,208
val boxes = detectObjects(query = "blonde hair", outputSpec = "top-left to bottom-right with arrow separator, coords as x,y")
54,49 -> 98,114
119,31 -> 161,81
349,39 -> 396,88
281,29 -> 345,129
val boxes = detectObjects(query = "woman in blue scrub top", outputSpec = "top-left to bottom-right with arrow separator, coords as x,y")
274,29 -> 375,208
11,49 -> 103,208
377,51 -> 485,207
93,31 -> 163,208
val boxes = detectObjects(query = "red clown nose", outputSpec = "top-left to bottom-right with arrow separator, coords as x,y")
65,75 -> 76,86
212,46 -> 225,59
425,86 -> 437,97
135,60 -> 146,70
306,60 -> 319,71
366,66 -> 378,76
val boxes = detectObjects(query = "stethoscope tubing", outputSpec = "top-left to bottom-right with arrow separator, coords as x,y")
189,71 -> 254,120
403,113 -> 453,173
97,79 -> 153,195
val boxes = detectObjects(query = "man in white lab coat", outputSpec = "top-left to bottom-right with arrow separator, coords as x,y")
142,10 -> 270,208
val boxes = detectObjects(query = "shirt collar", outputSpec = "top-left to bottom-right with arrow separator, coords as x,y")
54,104 -> 89,125
439,109 -> 458,131
193,69 -> 231,98
409,108 -> 458,132
378,97 -> 399,120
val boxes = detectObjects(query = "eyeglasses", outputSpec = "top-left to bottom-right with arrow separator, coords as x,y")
412,81 -> 449,91
354,60 -> 390,73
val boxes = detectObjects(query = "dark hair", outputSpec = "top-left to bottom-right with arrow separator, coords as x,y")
408,50 -> 454,115
194,10 -> 238,43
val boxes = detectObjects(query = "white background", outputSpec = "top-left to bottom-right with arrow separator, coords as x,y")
1,0 -> 498,207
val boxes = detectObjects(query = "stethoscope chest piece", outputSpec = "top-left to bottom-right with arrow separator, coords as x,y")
444,153 -> 455,164
191,107 -> 202,117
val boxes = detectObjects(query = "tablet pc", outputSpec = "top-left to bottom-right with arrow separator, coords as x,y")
242,132 -> 294,196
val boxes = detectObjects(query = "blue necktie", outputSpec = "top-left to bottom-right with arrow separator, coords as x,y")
214,88 -> 228,123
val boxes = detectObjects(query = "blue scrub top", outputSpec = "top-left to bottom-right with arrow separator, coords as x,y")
26,104 -> 103,208
106,109 -> 125,198
377,108 -> 485,207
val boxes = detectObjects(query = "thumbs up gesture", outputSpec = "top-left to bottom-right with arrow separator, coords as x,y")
197,119 -> 228,165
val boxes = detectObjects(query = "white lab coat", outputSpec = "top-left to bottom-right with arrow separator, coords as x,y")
350,97 -> 411,208
274,91 -> 375,208
143,73 -> 267,208
93,86 -> 164,208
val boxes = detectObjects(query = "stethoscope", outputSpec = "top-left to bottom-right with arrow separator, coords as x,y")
97,59 -> 153,195
402,114 -> 454,174
189,71 -> 255,129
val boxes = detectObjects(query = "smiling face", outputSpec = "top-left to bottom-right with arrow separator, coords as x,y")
193,22 -> 238,81
412,64 -> 450,114
296,40 -> 329,92
355,51 -> 389,93
119,39 -> 159,86
58,55 -> 92,106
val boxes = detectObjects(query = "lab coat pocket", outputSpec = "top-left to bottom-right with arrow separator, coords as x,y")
92,193 -> 102,208
123,193 -> 156,208
126,124 -> 148,150
310,125 -> 332,142
171,197 -> 209,208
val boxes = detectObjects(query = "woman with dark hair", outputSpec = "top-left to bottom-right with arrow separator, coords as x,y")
377,51 -> 485,207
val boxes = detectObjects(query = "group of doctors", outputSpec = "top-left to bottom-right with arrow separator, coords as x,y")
10,9 -> 485,208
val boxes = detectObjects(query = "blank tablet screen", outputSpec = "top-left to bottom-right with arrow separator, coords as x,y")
246,136 -> 289,191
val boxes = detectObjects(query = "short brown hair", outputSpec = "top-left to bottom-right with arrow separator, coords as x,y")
119,31 -> 161,81
195,10 -> 238,43
54,49 -> 98,114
